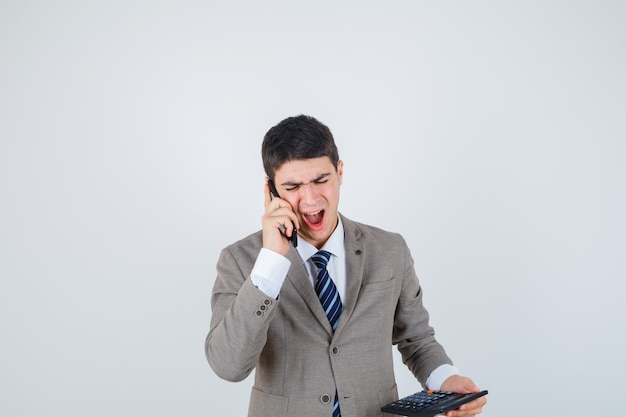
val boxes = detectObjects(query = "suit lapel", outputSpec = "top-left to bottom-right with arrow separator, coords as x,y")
334,215 -> 364,336
285,247 -> 334,335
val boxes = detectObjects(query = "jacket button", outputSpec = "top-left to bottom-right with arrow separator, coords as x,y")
255,310 -> 263,317
331,346 -> 339,355
320,394 -> 331,404
263,299 -> 272,306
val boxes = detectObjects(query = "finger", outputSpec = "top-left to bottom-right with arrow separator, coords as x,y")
456,377 -> 478,394
441,375 -> 479,394
264,182 -> 272,210
266,197 -> 299,228
445,397 -> 487,417
464,380 -> 480,393
286,218 -> 298,237
459,397 -> 487,411
270,209 -> 299,234
445,405 -> 484,417
266,192 -> 288,214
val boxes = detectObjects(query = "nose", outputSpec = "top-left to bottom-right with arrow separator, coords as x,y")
298,183 -> 318,205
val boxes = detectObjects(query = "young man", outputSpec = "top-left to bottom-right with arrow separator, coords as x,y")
206,115 -> 487,417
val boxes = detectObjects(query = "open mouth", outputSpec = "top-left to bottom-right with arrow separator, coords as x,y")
303,210 -> 325,227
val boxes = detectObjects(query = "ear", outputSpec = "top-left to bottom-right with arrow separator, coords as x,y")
337,160 -> 344,185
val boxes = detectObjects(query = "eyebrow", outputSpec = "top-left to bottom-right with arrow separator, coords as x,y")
281,172 -> 331,188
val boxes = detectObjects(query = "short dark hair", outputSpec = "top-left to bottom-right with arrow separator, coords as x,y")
262,115 -> 340,181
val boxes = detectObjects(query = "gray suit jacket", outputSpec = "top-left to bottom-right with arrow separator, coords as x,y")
206,214 -> 452,417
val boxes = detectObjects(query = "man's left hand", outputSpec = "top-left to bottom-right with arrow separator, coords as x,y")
439,375 -> 487,417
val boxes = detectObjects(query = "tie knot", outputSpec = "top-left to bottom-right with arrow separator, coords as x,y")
311,250 -> 331,270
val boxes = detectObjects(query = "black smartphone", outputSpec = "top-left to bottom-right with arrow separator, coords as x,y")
267,180 -> 298,247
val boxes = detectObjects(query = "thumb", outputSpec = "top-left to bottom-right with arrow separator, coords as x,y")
460,378 -> 480,394
442,375 -> 480,394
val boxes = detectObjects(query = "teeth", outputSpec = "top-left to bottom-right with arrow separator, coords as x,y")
305,210 -> 322,216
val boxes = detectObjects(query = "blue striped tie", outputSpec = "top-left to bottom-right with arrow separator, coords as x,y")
312,250 -> 342,417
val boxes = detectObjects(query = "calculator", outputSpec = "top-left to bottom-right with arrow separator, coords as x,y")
381,389 -> 488,416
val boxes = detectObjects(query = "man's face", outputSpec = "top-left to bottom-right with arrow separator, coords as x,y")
272,156 -> 343,249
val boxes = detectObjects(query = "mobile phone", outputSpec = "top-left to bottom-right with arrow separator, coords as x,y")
268,180 -> 298,247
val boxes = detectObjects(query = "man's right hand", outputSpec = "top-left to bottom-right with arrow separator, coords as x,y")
262,182 -> 299,256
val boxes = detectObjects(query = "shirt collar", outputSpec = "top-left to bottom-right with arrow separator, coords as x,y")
296,216 -> 345,262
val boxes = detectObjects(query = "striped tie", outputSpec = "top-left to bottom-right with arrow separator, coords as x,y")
311,250 -> 342,417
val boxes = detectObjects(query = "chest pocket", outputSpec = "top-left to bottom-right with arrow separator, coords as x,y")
361,277 -> 395,292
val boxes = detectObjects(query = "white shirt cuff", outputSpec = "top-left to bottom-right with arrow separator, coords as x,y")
250,248 -> 291,299
426,364 -> 460,390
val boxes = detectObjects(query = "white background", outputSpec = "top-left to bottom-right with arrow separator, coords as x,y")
1,1 -> 625,416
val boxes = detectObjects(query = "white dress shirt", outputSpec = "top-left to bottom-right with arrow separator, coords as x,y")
250,217 -> 459,390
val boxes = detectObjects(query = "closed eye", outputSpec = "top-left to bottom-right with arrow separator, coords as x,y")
282,173 -> 331,191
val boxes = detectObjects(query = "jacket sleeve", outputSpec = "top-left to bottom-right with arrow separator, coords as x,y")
392,237 -> 454,387
205,245 -> 279,382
